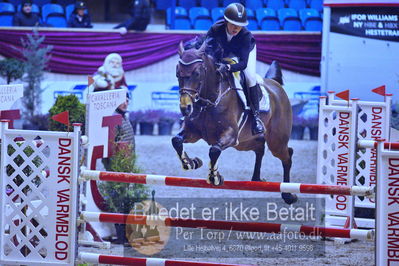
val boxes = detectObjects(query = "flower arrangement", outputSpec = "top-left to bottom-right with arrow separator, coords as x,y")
159,110 -> 181,124
129,110 -> 144,124
140,109 -> 162,124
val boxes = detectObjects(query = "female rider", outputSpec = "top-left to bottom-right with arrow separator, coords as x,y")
206,2 -> 264,135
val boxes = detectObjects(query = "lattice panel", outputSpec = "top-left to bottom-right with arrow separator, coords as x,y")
317,103 -> 355,218
355,103 -> 388,208
0,126 -> 80,265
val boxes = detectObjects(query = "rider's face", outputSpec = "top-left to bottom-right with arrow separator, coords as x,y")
226,22 -> 242,36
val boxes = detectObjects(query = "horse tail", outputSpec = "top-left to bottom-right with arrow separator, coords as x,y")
260,72 -> 292,152
265,60 -> 283,85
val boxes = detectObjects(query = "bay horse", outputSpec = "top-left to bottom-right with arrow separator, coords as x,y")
172,41 -> 297,204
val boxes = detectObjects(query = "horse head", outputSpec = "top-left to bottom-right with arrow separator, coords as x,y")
176,41 -> 216,117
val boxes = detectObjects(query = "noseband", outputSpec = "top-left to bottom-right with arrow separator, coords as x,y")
178,58 -> 205,104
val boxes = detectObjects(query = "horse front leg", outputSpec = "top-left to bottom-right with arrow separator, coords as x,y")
208,127 -> 237,186
172,130 -> 203,170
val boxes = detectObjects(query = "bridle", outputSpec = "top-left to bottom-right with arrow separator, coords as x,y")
177,57 -> 232,110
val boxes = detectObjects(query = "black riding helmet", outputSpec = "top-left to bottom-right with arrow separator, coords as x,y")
75,1 -> 86,10
223,3 -> 248,27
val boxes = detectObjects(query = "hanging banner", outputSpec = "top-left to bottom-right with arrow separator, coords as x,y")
330,6 -> 399,42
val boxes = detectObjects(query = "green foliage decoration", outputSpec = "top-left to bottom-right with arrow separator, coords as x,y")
0,58 -> 25,84
99,144 -> 148,214
48,94 -> 85,133
21,29 -> 52,121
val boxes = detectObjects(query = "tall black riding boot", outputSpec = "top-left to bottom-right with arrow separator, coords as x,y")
248,84 -> 265,135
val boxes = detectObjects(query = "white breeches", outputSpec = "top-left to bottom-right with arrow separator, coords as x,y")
229,45 -> 257,88
243,45 -> 257,88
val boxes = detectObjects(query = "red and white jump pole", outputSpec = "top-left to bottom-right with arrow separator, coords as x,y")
81,211 -> 375,241
80,170 -> 374,197
79,252 -> 247,266
358,140 -> 399,150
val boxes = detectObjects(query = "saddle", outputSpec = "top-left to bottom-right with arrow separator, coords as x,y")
223,58 -> 269,112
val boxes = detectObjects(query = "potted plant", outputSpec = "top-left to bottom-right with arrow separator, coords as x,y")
304,116 -> 319,140
98,143 -> 149,244
0,57 -> 25,84
158,110 -> 181,135
139,109 -> 161,135
301,99 -> 320,140
291,113 -> 306,140
48,94 -> 86,133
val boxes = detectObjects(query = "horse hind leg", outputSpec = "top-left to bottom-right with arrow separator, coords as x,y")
281,147 -> 298,204
171,133 -> 203,170
252,145 -> 265,181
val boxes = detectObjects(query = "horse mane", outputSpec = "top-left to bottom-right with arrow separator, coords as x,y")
183,35 -> 224,63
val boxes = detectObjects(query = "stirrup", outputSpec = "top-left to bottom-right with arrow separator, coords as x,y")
252,118 -> 264,135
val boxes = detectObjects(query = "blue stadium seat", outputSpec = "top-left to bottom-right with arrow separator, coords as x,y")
178,0 -> 197,10
33,0 -> 52,7
156,0 -> 176,10
246,0 -> 264,10
260,16 -> 279,30
0,2 -> 15,14
264,0 -> 285,10
246,7 -> 255,19
193,17 -> 212,30
200,0 -> 220,9
65,3 -> 74,19
0,14 -> 13,26
4,0 -> 20,7
46,15 -> 67,27
256,7 -> 272,23
303,17 -> 321,31
287,0 -> 307,10
0,2 -> 14,26
166,6 -> 189,27
189,7 -> 210,21
247,17 -> 258,30
17,3 -> 40,14
278,8 -> 301,30
211,7 -> 224,22
299,8 -> 322,31
256,8 -> 279,30
42,3 -> 64,20
175,18 -> 191,29
298,8 -> 318,22
56,0 -> 76,7
245,8 -> 258,30
309,0 -> 322,12
223,0 -> 236,7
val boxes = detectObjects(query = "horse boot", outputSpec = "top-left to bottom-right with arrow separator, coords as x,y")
248,84 -> 265,135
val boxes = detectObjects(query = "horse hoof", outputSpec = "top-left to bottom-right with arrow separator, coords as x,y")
181,153 -> 201,170
282,193 -> 298,205
208,172 -> 224,186
193,157 -> 203,169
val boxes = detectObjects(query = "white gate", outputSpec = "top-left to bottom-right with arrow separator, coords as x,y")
0,121 -> 80,265
317,92 -> 391,229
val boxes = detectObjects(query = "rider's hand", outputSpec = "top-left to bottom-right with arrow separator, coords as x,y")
217,63 -> 231,74
118,27 -> 128,35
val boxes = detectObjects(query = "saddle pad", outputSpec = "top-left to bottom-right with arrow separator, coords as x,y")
234,74 -> 270,112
